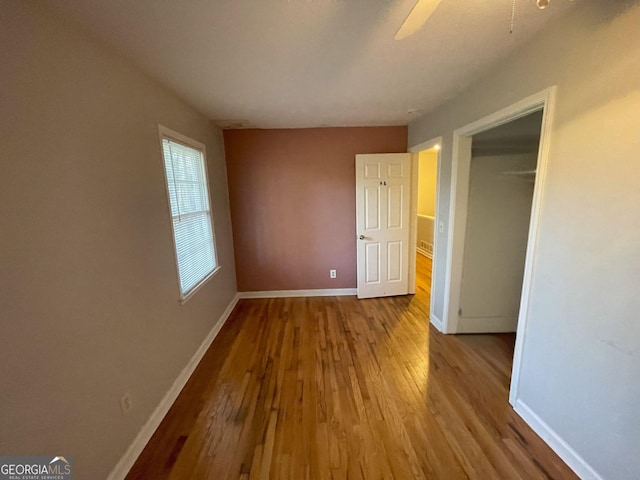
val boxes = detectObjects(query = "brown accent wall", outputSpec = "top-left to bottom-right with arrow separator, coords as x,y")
224,127 -> 407,292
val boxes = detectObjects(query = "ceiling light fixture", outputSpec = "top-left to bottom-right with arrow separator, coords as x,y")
394,0 -> 443,41
511,0 -> 576,33
396,0 -> 576,39
537,0 -> 575,10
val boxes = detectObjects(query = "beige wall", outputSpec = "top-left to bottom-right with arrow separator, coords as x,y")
409,2 -> 640,478
459,152 -> 537,332
0,2 -> 237,478
417,149 -> 438,217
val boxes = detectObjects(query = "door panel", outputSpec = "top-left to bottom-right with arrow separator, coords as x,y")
365,243 -> 381,284
387,241 -> 402,281
364,186 -> 380,230
387,185 -> 403,228
364,163 -> 380,179
388,161 -> 404,178
356,153 -> 411,299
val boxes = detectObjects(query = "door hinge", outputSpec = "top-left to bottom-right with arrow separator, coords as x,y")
458,308 -> 463,316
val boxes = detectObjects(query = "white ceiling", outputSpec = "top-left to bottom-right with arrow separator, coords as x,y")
46,0 -> 575,128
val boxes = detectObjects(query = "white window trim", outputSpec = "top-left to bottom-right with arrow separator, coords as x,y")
157,125 -> 221,305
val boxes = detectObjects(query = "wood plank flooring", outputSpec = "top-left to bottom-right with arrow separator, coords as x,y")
127,257 -> 577,479
415,254 -> 432,298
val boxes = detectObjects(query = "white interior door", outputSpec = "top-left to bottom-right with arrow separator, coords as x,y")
356,153 -> 411,299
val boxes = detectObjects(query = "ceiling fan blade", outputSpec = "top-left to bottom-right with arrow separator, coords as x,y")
394,0 -> 443,40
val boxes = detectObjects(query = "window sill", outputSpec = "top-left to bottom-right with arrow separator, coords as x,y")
179,265 -> 222,305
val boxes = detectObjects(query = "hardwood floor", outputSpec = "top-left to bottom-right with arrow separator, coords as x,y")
415,254 -> 432,298
127,256 -> 577,479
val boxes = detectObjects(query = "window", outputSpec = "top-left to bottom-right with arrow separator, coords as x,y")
159,126 -> 218,302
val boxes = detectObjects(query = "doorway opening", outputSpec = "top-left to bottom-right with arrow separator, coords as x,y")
458,110 -> 543,334
408,137 -> 442,328
442,87 -> 556,405
415,147 -> 438,299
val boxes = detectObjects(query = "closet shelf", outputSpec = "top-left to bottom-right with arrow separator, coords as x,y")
502,169 -> 537,177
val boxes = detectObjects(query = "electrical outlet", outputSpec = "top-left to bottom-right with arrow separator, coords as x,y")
330,269 -> 337,279
120,392 -> 132,416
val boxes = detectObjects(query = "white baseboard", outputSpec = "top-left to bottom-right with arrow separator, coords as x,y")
416,247 -> 433,259
514,399 -> 602,480
107,293 -> 240,480
239,288 -> 357,299
430,313 -> 444,332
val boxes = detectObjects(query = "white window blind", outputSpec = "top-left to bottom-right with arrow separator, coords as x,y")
160,133 -> 217,300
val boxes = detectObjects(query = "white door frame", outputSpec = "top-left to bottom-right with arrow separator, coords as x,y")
441,87 -> 557,405
408,137 -> 442,329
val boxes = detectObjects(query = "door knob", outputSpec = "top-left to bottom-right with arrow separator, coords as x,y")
358,235 -> 365,240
